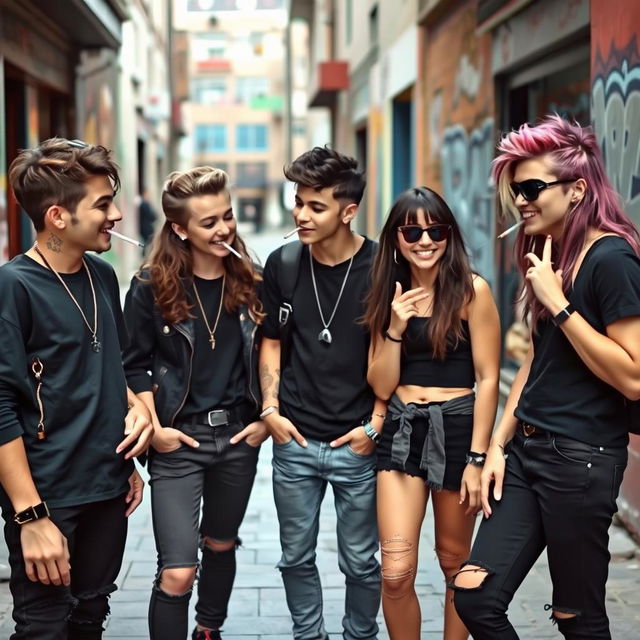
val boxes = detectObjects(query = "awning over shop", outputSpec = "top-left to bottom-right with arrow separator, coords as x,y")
31,0 -> 128,49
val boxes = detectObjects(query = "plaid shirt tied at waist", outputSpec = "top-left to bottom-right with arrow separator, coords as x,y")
388,392 -> 475,491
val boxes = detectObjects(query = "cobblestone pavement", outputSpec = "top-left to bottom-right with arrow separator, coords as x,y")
0,230 -> 639,638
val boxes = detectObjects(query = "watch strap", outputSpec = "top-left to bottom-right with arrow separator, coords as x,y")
363,421 -> 380,443
13,501 -> 50,525
552,303 -> 575,326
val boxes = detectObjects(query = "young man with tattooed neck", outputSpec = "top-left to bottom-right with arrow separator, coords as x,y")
0,138 -> 153,639
259,147 -> 384,640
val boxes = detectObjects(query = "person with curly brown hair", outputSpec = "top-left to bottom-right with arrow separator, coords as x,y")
123,167 -> 267,640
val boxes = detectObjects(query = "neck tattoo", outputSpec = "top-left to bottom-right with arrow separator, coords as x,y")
33,243 -> 101,353
192,273 -> 226,350
309,239 -> 357,344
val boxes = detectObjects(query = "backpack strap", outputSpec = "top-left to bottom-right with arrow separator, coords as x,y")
277,241 -> 303,364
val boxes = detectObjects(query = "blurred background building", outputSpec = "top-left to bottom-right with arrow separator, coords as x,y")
0,0 -> 172,279
173,0 -> 288,233
0,0 -> 639,537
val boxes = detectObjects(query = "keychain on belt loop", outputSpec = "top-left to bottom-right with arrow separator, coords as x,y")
31,357 -> 46,440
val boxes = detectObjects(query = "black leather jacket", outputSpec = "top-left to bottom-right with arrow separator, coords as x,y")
123,273 -> 261,428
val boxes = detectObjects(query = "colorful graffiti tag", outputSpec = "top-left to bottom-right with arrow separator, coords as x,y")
440,119 -> 495,284
592,54 -> 640,223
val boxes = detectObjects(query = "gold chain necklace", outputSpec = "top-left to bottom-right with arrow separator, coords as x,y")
33,243 -> 101,353
192,273 -> 225,350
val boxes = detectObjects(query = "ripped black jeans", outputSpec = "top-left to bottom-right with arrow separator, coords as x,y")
148,420 -> 259,640
3,493 -> 128,639
453,426 -> 627,639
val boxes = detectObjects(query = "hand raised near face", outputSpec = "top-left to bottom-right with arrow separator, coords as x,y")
387,282 -> 429,338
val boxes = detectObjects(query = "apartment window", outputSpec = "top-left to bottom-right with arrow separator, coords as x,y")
236,77 -> 269,103
195,124 -> 227,152
236,124 -> 268,151
192,78 -> 227,104
193,33 -> 227,61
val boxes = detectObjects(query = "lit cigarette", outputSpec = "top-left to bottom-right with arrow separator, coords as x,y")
218,241 -> 243,259
108,229 -> 144,248
283,227 -> 303,239
497,220 -> 524,239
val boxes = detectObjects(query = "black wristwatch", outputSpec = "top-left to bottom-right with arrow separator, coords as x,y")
465,452 -> 486,467
13,502 -> 50,525
552,303 -> 575,326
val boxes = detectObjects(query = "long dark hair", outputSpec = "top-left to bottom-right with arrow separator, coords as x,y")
364,187 -> 475,359
142,167 -> 263,325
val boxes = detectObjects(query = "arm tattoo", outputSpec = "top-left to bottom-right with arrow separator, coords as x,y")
46,234 -> 63,253
259,362 -> 280,402
259,363 -> 273,392
271,368 -> 281,401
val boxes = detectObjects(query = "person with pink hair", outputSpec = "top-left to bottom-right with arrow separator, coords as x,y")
450,115 -> 640,639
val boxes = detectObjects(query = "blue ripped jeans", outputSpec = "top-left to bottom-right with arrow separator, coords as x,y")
272,438 -> 381,640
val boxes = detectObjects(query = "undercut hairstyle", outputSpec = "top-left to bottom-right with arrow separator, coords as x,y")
493,114 -> 640,327
284,146 -> 366,206
8,138 -> 120,232
143,166 -> 264,325
363,187 -> 475,359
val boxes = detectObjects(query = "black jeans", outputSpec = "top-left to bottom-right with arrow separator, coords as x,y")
148,419 -> 260,640
453,427 -> 627,639
3,494 -> 128,640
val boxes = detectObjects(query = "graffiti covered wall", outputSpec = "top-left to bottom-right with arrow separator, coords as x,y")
423,1 -> 495,284
591,0 -> 640,539
591,0 -> 640,225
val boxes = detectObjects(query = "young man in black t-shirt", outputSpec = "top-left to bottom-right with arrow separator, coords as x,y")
260,147 -> 384,640
0,139 -> 153,639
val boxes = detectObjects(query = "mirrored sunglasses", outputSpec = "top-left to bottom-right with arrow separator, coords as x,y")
398,224 -> 451,243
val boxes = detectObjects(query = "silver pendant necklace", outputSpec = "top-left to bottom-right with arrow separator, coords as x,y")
33,243 -> 101,352
309,240 -> 356,344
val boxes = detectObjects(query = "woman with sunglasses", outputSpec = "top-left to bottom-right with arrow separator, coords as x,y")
364,187 -> 501,640
123,167 -> 267,640
452,116 -> 640,639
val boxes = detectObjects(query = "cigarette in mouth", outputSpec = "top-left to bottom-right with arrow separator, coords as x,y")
283,227 -> 303,239
497,220 -> 524,239
108,229 -> 145,248
218,241 -> 243,259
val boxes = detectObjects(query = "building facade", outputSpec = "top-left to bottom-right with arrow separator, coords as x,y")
0,0 -> 172,280
174,0 -> 288,231
289,0 -> 640,536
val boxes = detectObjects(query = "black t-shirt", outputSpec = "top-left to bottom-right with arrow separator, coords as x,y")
0,254 -> 133,509
262,238 -> 376,441
516,236 -> 640,447
179,275 -> 245,418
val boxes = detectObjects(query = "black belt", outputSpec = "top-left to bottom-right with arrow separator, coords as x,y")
518,421 -> 549,438
180,404 -> 248,428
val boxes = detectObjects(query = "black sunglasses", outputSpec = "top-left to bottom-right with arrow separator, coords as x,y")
509,178 -> 577,202
398,224 -> 451,244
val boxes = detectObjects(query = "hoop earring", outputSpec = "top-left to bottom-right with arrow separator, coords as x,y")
393,249 -> 399,265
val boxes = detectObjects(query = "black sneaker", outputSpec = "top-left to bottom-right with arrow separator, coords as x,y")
191,629 -> 221,640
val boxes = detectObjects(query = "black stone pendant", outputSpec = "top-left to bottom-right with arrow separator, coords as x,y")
318,328 -> 332,344
91,336 -> 102,353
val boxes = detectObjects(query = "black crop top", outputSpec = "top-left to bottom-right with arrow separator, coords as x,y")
398,317 -> 475,388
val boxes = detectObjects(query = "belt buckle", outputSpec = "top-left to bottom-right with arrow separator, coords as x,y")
522,423 -> 536,437
207,409 -> 229,428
